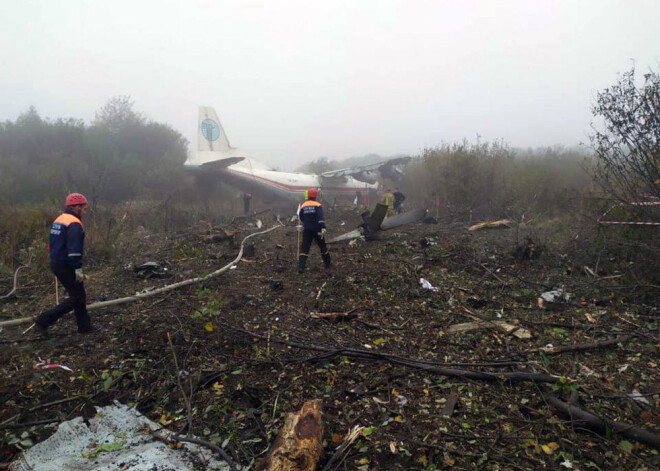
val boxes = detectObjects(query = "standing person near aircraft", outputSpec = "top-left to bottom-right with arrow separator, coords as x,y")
243,193 -> 252,215
393,187 -> 406,214
383,189 -> 395,216
298,188 -> 331,273
33,193 -> 100,338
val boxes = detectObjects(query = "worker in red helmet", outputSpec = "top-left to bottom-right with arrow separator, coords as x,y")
298,188 -> 331,273
33,193 -> 100,338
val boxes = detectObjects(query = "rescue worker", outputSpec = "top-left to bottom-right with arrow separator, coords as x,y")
393,187 -> 406,213
298,188 -> 331,273
33,193 -> 100,338
383,189 -> 395,216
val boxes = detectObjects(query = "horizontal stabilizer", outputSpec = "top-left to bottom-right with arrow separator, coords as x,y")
380,209 -> 427,230
199,157 -> 245,170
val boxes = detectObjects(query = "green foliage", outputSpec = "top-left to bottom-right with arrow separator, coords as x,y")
404,140 -> 591,220
0,97 -> 188,206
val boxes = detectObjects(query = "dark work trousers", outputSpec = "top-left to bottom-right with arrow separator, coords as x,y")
37,264 -> 92,332
298,230 -> 331,272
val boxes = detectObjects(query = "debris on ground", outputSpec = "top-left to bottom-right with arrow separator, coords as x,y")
134,261 -> 172,279
8,402 -> 230,471
1,208 -> 658,470
538,287 -> 572,309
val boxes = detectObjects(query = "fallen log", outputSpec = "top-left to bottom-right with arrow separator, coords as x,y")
545,393 -> 660,448
255,400 -> 324,471
310,310 -> 359,323
447,320 -> 532,339
0,225 -> 283,328
540,335 -> 632,355
467,219 -> 513,231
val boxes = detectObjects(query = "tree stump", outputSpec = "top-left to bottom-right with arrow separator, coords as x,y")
256,400 -> 324,471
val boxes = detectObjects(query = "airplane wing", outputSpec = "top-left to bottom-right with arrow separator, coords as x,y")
320,157 -> 412,183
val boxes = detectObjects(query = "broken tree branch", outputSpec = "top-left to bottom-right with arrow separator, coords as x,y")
225,323 -> 559,385
151,430 -> 238,471
540,335 -> 632,355
545,393 -> 660,448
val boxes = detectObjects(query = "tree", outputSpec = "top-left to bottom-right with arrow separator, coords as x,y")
92,95 -> 145,135
591,68 -> 660,206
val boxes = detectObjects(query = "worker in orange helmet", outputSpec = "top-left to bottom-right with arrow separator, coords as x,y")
33,193 -> 100,338
297,188 -> 331,273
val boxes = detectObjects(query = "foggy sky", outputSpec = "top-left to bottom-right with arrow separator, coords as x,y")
1,0 -> 659,170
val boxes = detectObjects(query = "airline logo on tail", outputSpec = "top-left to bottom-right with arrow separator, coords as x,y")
201,119 -> 220,142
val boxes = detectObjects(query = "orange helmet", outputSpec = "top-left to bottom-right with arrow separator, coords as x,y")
65,193 -> 88,206
308,188 -> 318,199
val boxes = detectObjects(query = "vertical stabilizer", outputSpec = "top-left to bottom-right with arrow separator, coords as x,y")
198,106 -> 232,152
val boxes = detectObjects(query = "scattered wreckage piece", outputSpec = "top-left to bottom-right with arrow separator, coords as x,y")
447,320 -> 532,339
255,400 -> 324,471
327,204 -> 427,243
8,402 -> 230,471
134,261 -> 172,279
467,219 -> 513,232
537,287 -> 572,310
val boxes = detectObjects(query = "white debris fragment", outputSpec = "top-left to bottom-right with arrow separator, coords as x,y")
537,287 -> 572,309
560,458 -> 573,469
628,389 -> 651,407
545,343 -> 554,349
8,402 -> 230,471
419,278 -> 439,292
579,364 -> 597,378
396,395 -> 408,408
256,219 -> 263,229
618,364 -> 630,373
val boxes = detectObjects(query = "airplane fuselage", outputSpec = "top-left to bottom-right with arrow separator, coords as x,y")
186,158 -> 377,201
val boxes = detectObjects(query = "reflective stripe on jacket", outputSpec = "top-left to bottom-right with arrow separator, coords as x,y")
298,200 -> 326,232
49,211 -> 85,268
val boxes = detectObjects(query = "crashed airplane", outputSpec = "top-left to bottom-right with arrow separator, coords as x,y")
184,106 -> 411,200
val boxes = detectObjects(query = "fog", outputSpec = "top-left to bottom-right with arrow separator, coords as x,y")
1,0 -> 658,170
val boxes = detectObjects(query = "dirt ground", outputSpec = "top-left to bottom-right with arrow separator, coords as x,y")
1,208 -> 658,470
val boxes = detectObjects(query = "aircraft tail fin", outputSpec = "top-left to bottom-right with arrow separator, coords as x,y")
198,106 -> 233,152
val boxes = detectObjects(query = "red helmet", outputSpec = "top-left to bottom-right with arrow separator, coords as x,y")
65,193 -> 88,206
307,188 -> 318,199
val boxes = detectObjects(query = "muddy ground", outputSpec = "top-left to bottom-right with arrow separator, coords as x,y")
1,208 -> 658,470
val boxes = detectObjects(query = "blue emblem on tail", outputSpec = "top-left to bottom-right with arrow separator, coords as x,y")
201,119 -> 220,141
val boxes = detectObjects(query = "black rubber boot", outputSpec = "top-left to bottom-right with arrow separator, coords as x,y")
33,316 -> 50,339
298,255 -> 307,273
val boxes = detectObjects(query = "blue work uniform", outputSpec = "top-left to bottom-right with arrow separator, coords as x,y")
298,199 -> 331,272
36,209 -> 92,332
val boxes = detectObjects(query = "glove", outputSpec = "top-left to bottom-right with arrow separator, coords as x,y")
320,228 -> 327,239
75,268 -> 85,282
